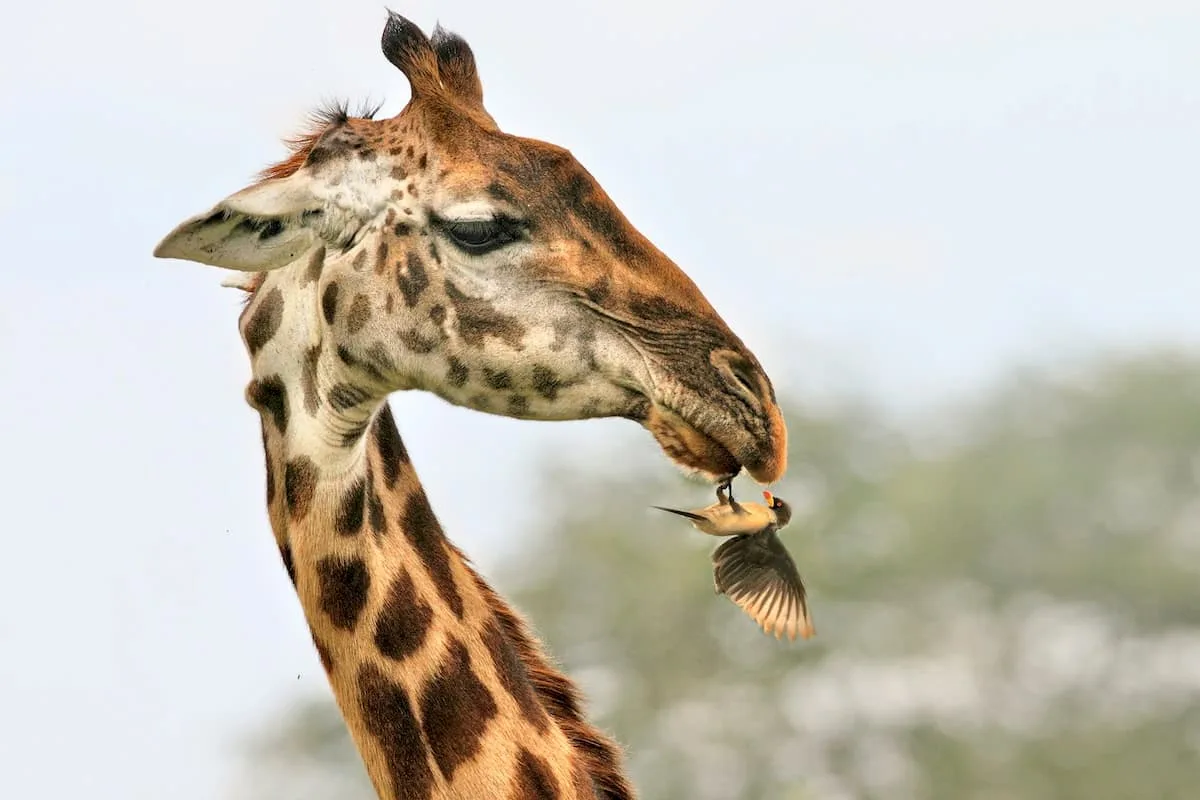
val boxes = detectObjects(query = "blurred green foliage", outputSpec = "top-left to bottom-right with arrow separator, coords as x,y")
231,349 -> 1200,799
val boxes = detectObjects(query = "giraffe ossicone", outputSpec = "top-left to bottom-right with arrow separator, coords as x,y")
154,11 -> 787,800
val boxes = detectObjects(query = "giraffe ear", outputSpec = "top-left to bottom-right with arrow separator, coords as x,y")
431,25 -> 483,107
381,12 -> 441,99
429,24 -> 498,128
153,173 -> 321,272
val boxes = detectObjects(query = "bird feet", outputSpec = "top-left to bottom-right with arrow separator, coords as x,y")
716,476 -> 736,505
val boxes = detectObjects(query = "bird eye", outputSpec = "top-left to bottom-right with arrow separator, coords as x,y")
441,217 -> 521,255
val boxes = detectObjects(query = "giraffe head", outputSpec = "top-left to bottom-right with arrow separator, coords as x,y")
155,13 -> 787,484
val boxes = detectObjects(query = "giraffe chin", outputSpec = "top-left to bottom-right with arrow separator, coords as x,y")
643,404 -> 744,485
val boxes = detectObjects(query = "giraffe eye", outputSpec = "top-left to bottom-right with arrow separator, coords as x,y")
441,218 -> 521,255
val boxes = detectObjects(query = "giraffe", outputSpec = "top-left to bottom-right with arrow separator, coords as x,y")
153,13 -> 787,800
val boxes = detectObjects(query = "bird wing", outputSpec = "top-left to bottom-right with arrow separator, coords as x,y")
711,531 -> 815,641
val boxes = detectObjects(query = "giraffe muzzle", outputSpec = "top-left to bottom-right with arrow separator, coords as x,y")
639,384 -> 788,486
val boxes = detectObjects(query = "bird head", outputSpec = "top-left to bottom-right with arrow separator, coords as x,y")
763,490 -> 792,527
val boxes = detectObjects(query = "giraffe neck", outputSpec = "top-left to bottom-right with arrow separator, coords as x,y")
257,399 -> 633,800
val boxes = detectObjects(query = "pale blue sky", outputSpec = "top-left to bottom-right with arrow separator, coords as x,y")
1,1 -> 1197,797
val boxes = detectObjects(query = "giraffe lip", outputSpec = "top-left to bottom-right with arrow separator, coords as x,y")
625,382 -> 784,483
633,394 -> 786,484
641,403 -> 743,482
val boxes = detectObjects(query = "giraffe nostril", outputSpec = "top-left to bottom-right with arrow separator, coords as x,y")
721,352 -> 755,386
730,363 -> 757,394
713,351 -> 765,406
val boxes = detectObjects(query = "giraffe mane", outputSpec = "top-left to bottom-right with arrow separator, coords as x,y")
454,543 -> 634,800
256,99 -> 384,183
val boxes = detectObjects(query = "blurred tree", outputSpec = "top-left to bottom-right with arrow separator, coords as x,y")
229,349 -> 1200,799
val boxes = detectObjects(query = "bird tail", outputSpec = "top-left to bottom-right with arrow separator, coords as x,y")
651,506 -> 707,521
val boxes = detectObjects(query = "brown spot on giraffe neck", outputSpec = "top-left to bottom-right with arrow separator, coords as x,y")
373,404 -> 410,488
248,375 -> 288,433
373,567 -> 433,661
244,287 -> 283,355
419,638 -> 498,782
400,489 -> 465,618
336,477 -> 366,535
321,282 -> 340,325
481,618 -> 550,733
367,479 -> 387,539
357,663 -> 436,799
509,747 -> 559,800
284,457 -> 319,520
315,555 -> 370,630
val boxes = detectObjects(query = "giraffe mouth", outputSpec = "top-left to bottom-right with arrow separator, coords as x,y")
640,403 -> 743,483
626,390 -> 786,484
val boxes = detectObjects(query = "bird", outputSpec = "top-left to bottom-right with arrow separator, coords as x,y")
652,490 -> 815,641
